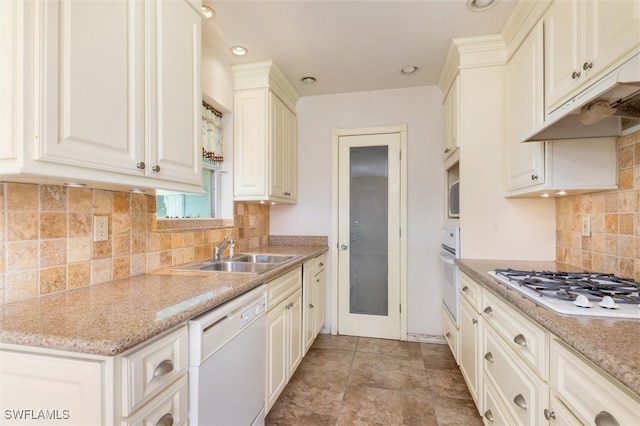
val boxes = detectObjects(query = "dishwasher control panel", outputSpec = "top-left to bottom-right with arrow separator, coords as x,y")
240,299 -> 266,328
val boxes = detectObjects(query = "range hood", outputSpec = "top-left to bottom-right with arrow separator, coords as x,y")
523,53 -> 640,142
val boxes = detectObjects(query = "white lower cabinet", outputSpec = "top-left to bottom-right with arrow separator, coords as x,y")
0,325 -> 188,425
441,305 -> 459,364
454,273 -> 640,426
459,272 -> 484,411
550,339 -> 640,426
303,253 -> 326,354
265,267 -> 303,412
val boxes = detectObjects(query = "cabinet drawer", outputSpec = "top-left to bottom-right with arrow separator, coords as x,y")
121,326 -> 189,417
550,339 -> 640,426
266,267 -> 302,311
314,253 -> 326,275
483,375 -> 516,426
483,325 -> 548,426
122,375 -> 188,426
460,272 -> 482,311
441,305 -> 459,364
483,290 -> 549,379
548,392 -> 582,426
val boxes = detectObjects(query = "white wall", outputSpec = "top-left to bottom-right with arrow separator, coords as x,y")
270,86 -> 445,337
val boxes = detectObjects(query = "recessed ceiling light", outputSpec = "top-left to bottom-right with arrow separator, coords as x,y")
401,66 -> 418,75
230,46 -> 248,56
467,0 -> 499,12
301,76 -> 316,84
201,5 -> 215,19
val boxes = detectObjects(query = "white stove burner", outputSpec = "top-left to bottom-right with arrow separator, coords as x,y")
489,270 -> 640,319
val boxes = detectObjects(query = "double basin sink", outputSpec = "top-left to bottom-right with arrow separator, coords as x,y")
172,253 -> 300,274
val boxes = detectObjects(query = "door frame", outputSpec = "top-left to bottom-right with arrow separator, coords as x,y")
330,125 -> 408,340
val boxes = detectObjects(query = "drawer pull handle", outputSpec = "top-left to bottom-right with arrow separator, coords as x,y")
472,318 -> 478,325
544,409 -> 556,420
445,332 -> 451,338
595,411 -> 620,426
513,334 -> 527,347
156,413 -> 174,426
513,394 -> 527,410
483,306 -> 493,315
484,352 -> 494,363
484,410 -> 494,423
153,360 -> 174,377
462,286 -> 469,292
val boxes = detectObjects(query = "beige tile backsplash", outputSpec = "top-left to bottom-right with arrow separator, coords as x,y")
556,130 -> 640,280
0,184 -> 270,305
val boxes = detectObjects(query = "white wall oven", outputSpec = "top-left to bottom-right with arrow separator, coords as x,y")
440,226 -> 460,325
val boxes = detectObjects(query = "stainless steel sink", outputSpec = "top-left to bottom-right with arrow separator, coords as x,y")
171,253 -> 300,274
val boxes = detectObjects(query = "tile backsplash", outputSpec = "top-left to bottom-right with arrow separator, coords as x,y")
556,130 -> 640,280
0,183 -> 270,305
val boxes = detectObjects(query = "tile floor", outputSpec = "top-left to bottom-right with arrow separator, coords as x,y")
266,335 -> 483,425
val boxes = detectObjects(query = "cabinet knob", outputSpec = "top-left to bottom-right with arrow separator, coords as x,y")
462,286 -> 469,292
484,352 -> 494,363
153,359 -> 174,377
136,162 -> 146,170
571,71 -> 581,79
284,191 -> 291,196
513,394 -> 527,410
152,165 -> 161,172
444,148 -> 451,154
309,303 -> 314,308
513,333 -> 527,347
472,318 -> 478,325
544,409 -> 556,420
319,262 -> 324,267
484,410 -> 494,423
595,411 -> 620,426
156,413 -> 174,426
483,306 -> 493,315
531,174 -> 538,181
583,61 -> 593,71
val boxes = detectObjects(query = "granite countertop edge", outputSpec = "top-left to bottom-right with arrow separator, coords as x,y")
0,244 -> 329,357
456,259 -> 640,397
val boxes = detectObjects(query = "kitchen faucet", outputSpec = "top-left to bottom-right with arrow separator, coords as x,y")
214,236 -> 234,260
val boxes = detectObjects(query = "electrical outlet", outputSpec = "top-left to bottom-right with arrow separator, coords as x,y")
582,216 -> 591,237
93,216 -> 108,242
249,216 -> 257,229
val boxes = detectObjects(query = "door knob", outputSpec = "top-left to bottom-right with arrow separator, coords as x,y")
340,243 -> 348,250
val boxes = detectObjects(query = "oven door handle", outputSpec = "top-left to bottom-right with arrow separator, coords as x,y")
439,252 -> 456,265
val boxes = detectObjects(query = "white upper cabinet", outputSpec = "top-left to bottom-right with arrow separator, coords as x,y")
545,0 -> 640,112
443,75 -> 460,162
232,61 -> 299,204
0,0 -> 202,192
506,21 -> 545,192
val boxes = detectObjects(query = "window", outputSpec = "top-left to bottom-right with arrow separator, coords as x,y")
156,160 -> 220,218
156,101 -> 224,219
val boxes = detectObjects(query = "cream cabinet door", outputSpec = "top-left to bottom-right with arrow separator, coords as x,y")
506,21 -> 545,192
265,299 -> 288,411
0,350 -> 105,425
443,76 -> 460,160
147,0 -> 202,185
287,289 -> 303,378
459,297 -> 481,410
313,268 -> 326,335
302,259 -> 317,354
38,0 -> 144,174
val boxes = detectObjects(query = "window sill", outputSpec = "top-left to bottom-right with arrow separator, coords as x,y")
156,218 -> 234,232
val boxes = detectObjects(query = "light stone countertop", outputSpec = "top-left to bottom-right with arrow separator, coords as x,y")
0,245 -> 328,357
457,259 -> 640,397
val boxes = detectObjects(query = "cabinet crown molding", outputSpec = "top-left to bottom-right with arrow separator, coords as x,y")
232,60 -> 300,111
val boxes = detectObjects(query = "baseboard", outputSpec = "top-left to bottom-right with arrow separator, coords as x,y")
407,333 -> 446,344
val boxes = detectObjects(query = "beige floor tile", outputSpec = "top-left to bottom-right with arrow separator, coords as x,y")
421,343 -> 459,371
313,334 -> 358,351
347,351 -> 429,390
432,396 -> 483,426
425,368 -> 473,400
289,348 -> 354,390
266,380 -> 344,426
356,337 -> 422,358
337,385 -> 438,426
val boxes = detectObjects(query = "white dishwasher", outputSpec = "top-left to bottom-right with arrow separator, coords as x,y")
189,284 -> 267,426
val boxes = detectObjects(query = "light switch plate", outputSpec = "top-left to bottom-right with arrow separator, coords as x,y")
94,216 -> 108,242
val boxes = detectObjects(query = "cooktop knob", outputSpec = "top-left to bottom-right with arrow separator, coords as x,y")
598,296 -> 618,310
573,294 -> 593,308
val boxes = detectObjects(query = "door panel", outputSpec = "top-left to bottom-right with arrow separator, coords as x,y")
337,132 -> 401,340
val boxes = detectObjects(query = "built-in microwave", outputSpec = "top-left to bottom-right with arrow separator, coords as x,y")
448,180 -> 460,218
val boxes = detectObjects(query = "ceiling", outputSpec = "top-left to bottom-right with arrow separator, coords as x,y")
202,0 -> 517,97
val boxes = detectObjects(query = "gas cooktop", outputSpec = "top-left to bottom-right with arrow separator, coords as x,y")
489,269 -> 640,319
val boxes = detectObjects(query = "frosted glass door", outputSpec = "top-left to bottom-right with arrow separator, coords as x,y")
337,132 -> 400,340
349,146 -> 389,316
